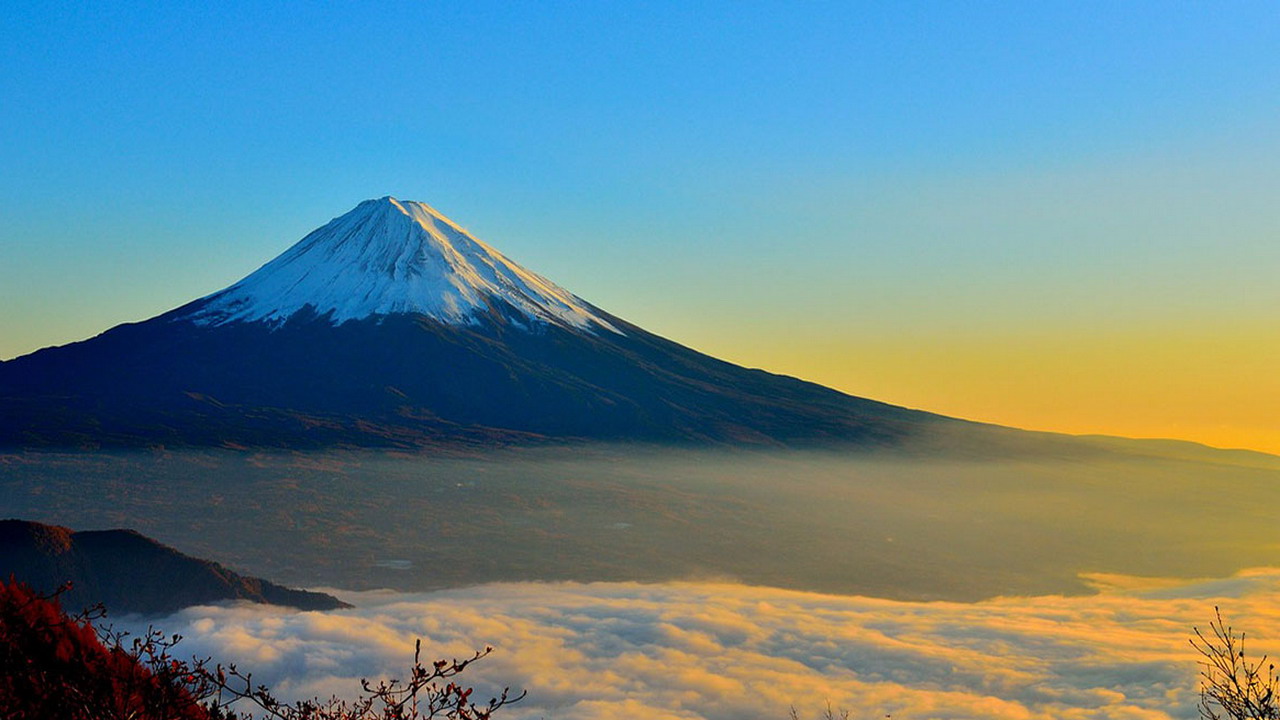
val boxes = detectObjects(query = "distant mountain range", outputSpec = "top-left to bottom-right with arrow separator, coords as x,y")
0,519 -> 348,615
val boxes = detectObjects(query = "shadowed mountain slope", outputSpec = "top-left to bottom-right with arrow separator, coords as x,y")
0,519 -> 349,615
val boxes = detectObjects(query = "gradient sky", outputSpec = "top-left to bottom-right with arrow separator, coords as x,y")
2,2 -> 1277,452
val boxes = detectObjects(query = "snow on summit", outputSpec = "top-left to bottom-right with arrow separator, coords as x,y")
182,197 -> 620,333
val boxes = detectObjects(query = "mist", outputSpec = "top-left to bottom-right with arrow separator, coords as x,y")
4,442 -> 1278,601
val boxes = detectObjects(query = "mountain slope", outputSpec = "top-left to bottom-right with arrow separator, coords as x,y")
0,197 -> 967,450
0,519 -> 349,614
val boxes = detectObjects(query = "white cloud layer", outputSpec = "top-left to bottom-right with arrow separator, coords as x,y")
135,569 -> 1280,720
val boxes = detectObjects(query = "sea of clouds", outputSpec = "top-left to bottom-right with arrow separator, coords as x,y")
132,569 -> 1280,720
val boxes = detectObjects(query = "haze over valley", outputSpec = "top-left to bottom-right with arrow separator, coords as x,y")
6,441 -> 1280,718
4,443 -> 1279,602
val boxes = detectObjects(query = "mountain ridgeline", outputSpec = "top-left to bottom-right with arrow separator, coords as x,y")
0,197 -> 967,450
0,520 -> 348,614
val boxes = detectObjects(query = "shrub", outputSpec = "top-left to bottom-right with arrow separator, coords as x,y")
1191,606 -> 1279,720
0,578 -> 522,720
0,578 -> 211,719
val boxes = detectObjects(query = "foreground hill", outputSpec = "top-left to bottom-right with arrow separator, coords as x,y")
0,519 -> 348,614
0,196 -> 970,451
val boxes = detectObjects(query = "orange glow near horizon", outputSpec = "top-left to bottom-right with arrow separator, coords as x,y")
698,322 -> 1280,455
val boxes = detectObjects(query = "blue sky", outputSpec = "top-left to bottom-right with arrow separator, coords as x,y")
2,1 -> 1278,449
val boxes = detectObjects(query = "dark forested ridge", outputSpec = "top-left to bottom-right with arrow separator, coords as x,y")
0,519 -> 348,614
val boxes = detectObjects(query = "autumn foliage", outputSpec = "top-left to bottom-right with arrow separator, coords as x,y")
0,578 -> 520,720
0,578 -> 211,719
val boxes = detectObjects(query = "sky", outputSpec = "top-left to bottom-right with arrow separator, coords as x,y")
1,1 -> 1277,452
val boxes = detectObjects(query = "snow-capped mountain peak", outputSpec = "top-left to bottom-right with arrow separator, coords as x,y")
181,196 -> 620,333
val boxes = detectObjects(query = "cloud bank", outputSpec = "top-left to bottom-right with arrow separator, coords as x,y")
135,569 -> 1280,720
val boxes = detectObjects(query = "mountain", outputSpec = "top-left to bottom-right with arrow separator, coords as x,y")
184,197 -> 621,333
0,196 -> 975,450
0,519 -> 349,614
